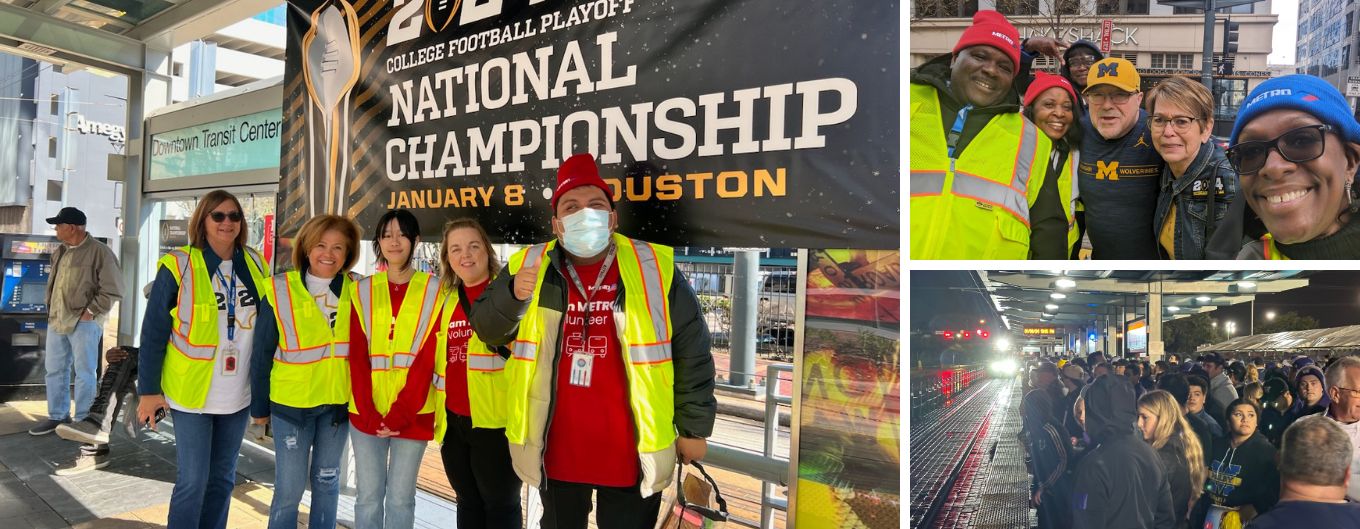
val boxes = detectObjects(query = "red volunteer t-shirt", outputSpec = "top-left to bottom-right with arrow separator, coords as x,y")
444,280 -> 488,417
543,258 -> 639,487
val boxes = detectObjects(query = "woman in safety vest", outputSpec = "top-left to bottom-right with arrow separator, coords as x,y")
1227,75 -> 1360,259
251,214 -> 361,529
347,209 -> 441,529
136,189 -> 275,529
1022,71 -> 1083,260
434,218 -> 521,529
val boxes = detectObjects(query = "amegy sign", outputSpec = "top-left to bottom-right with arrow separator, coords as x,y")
1021,24 -> 1140,46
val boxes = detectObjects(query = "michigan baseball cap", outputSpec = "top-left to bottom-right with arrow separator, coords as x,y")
1084,58 -> 1140,93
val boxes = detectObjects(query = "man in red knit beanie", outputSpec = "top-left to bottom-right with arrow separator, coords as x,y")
910,10 -> 1055,259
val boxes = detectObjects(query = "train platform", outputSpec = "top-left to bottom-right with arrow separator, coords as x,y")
909,375 -> 1034,529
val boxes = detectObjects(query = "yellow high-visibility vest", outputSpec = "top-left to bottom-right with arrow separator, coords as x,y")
1060,151 -> 1081,255
348,271 -> 442,416
1261,234 -> 1290,260
503,234 -> 679,496
268,270 -> 357,409
433,285 -> 509,441
910,82 -> 1052,259
157,245 -> 268,409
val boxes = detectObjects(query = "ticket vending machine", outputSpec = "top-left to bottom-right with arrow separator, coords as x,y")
0,234 -> 59,401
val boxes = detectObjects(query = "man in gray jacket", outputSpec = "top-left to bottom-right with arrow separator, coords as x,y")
29,207 -> 123,436
1199,352 -> 1239,428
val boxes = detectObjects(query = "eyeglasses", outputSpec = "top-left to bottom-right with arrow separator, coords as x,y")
1226,124 -> 1332,175
1068,56 -> 1097,68
1086,90 -> 1136,105
210,211 -> 244,223
1148,115 -> 1201,132
1335,386 -> 1360,398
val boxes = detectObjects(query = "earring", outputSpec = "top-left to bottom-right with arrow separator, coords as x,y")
1349,180 -> 1359,213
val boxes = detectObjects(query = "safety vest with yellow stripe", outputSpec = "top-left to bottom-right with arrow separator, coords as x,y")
433,285 -> 509,441
1057,150 -> 1082,255
503,234 -> 679,496
909,83 -> 1053,259
348,271 -> 443,417
156,245 -> 268,410
1260,234 -> 1289,260
268,270 -> 358,409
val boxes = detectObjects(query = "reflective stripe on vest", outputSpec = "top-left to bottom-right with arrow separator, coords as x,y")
270,271 -> 355,365
167,250 -> 216,360
509,243 -> 550,363
433,374 -> 446,391
468,353 -> 506,371
908,82 -> 1051,260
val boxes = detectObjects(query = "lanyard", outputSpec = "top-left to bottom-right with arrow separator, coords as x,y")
564,245 -> 616,340
215,265 -> 237,342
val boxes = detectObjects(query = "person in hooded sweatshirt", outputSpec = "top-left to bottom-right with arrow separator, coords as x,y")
1071,374 -> 1175,529
1194,398 -> 1280,528
1023,389 -> 1075,529
1288,365 -> 1330,423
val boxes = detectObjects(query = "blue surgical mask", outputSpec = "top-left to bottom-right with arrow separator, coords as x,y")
559,208 -> 612,257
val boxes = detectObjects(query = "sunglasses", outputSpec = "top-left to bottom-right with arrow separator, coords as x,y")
1226,124 -> 1332,175
210,211 -> 244,223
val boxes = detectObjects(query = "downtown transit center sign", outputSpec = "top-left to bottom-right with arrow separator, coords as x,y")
280,0 -> 898,248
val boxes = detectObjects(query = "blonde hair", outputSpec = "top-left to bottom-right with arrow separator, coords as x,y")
1144,75 -> 1215,133
1242,381 -> 1264,407
189,190 -> 248,249
291,215 -> 361,275
1139,390 -> 1207,503
438,218 -> 499,294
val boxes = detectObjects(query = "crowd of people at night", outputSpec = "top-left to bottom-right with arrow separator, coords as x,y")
1020,351 -> 1360,528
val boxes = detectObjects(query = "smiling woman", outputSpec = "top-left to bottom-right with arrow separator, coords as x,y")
1227,75 -> 1360,259
1022,72 -> 1083,260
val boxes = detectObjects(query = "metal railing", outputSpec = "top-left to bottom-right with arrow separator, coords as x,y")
681,262 -> 798,361
704,363 -> 793,529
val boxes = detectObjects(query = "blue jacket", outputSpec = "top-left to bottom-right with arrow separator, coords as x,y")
1153,140 -> 1241,260
136,245 -> 277,418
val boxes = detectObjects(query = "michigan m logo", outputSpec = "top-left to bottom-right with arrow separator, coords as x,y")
1097,62 -> 1120,78
1096,160 -> 1120,180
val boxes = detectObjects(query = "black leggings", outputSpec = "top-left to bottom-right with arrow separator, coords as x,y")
440,409 -> 523,529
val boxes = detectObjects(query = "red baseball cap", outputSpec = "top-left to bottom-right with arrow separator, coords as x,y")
552,153 -> 613,210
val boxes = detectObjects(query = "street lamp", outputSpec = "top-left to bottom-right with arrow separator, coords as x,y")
1265,311 -> 1276,321
1226,321 -> 1237,338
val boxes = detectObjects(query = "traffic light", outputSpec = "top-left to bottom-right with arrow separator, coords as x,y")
961,330 -> 972,339
943,331 -> 954,340
1222,21 -> 1239,75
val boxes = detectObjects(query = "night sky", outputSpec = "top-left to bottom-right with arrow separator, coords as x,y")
1211,271 -> 1360,331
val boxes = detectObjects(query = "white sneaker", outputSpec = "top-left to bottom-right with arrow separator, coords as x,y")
54,452 -> 109,476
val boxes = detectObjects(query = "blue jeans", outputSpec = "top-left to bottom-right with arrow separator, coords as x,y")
168,407 -> 250,529
268,405 -> 349,529
351,428 -> 427,529
44,320 -> 101,421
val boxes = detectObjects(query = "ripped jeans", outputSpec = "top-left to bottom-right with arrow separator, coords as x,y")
268,404 -> 350,529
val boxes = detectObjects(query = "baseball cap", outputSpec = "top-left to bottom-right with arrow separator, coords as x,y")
1084,58 -> 1140,94
1198,352 -> 1226,366
45,206 -> 86,226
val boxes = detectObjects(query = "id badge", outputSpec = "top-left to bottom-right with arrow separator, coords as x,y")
221,343 -> 240,376
569,351 -> 594,388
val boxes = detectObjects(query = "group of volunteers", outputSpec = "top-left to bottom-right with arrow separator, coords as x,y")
910,10 -> 1360,260
121,153 -> 714,529
1020,351 -> 1360,528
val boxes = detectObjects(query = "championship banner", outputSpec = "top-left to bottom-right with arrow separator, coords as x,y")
280,0 -> 898,248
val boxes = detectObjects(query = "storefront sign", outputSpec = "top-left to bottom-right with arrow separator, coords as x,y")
73,114 -> 126,146
1021,24 -> 1139,46
148,108 -> 283,180
279,0 -> 898,248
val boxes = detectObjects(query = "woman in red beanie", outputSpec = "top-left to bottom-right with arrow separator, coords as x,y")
1023,71 -> 1083,259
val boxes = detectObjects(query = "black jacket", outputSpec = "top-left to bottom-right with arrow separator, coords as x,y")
1154,434 -> 1195,529
1072,375 -> 1175,529
470,241 -> 717,439
1204,432 -> 1279,514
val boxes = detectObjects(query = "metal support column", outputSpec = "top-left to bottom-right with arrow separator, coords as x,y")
118,46 -> 173,346
729,250 -> 760,388
1148,286 -> 1164,361
1201,0 -> 1217,88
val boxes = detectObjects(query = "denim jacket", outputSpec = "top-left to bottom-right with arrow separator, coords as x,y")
1153,141 -> 1241,259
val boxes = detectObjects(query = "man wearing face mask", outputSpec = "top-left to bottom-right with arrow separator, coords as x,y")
471,152 -> 716,529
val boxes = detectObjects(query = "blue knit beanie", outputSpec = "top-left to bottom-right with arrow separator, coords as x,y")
1230,74 -> 1360,147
